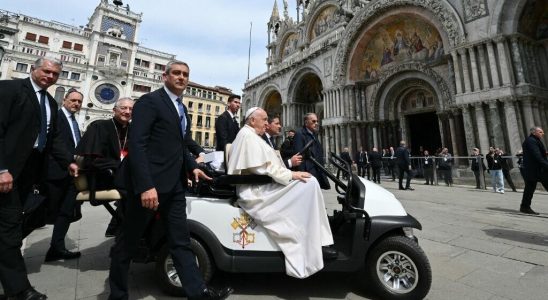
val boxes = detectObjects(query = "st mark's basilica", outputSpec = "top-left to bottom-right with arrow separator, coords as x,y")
243,0 -> 548,158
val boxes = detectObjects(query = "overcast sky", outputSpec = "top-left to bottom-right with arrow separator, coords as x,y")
2,0 -> 299,95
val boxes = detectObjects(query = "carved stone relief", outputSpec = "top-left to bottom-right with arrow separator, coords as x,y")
463,0 -> 489,23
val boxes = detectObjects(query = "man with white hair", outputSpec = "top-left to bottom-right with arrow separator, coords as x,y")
227,107 -> 335,279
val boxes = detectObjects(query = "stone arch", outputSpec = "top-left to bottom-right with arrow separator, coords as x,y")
287,64 -> 324,103
489,0 -> 529,35
304,1 -> 340,43
277,29 -> 300,60
333,0 -> 466,84
372,62 -> 452,121
257,83 -> 282,108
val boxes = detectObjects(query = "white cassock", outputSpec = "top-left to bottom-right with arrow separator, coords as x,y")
227,125 -> 334,278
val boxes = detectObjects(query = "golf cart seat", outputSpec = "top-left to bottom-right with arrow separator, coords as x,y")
195,144 -> 272,198
73,155 -> 121,218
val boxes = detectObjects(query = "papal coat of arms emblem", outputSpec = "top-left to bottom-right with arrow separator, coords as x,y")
231,211 -> 257,249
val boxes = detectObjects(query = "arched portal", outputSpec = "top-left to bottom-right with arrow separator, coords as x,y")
292,72 -> 324,126
263,90 -> 282,118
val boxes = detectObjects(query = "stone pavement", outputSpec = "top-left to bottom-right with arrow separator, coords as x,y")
3,178 -> 548,299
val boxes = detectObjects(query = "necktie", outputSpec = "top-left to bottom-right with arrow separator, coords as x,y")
175,98 -> 186,137
70,114 -> 81,145
233,116 -> 239,127
270,136 -> 276,149
37,90 -> 47,151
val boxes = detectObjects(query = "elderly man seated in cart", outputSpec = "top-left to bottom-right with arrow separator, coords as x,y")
226,107 -> 336,279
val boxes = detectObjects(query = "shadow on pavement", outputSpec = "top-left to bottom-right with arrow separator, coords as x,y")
483,228 -> 548,246
485,207 -> 548,219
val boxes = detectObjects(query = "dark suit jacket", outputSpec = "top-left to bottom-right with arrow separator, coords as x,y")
293,127 -> 330,189
76,119 -> 122,172
341,151 -> 352,165
522,134 -> 548,181
0,78 -> 71,186
121,87 -> 198,255
215,110 -> 239,151
395,146 -> 411,168
47,109 -> 79,180
354,151 -> 368,166
369,151 -> 383,168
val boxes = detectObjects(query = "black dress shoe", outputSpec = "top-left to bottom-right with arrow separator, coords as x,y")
322,246 -> 338,259
519,207 -> 540,215
398,187 -> 405,190
45,247 -> 81,262
6,287 -> 47,300
188,286 -> 233,300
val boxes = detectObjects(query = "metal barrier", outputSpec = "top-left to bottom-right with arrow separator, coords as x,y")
378,155 -> 522,190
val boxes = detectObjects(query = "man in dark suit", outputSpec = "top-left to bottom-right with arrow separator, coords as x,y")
262,114 -> 302,169
44,89 -> 83,262
76,97 -> 134,237
395,141 -> 414,190
0,58 -> 77,300
108,61 -> 232,300
519,126 -> 548,215
340,147 -> 353,180
294,113 -> 330,189
215,94 -> 241,151
280,129 -> 296,164
369,147 -> 383,183
354,147 -> 369,178
422,150 -> 434,185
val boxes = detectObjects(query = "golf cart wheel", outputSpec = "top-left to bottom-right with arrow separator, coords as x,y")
365,236 -> 431,299
155,237 -> 214,296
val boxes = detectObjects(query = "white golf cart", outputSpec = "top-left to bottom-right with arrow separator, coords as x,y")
76,142 -> 432,299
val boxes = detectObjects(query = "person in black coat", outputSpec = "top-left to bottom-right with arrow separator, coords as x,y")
76,97 -> 134,237
340,147 -> 353,180
422,150 -> 434,185
369,147 -> 383,183
294,113 -> 330,189
44,89 -> 84,262
499,149 -> 517,192
470,148 -> 486,189
280,129 -> 297,166
395,141 -> 414,190
355,147 -> 369,178
215,94 -> 241,151
262,115 -> 302,169
107,61 -> 232,300
519,127 -> 548,215
0,58 -> 77,300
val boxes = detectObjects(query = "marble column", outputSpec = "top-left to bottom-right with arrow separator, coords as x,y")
488,101 -> 505,148
324,126 -> 331,160
399,116 -> 407,143
458,48 -> 472,93
437,113 -> 446,148
510,37 -> 525,85
532,100 -> 542,129
502,100 -> 521,156
486,41 -> 501,87
468,46 -> 480,92
477,44 -> 491,89
495,37 -> 513,86
372,125 -> 378,149
528,42 -> 541,86
474,103 -> 490,154
521,98 -> 535,130
355,126 -> 362,150
448,113 -> 459,156
461,105 -> 476,154
346,124 -> 353,153
322,91 -> 329,118
451,51 -> 463,94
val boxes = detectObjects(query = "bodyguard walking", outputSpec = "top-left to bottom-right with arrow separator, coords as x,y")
519,127 -> 548,215
395,141 -> 414,190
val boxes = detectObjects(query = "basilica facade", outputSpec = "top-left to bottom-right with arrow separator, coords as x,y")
243,0 -> 548,157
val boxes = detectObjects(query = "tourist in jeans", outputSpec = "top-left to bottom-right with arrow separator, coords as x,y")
486,147 -> 504,193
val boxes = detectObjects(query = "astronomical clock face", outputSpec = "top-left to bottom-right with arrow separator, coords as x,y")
94,83 -> 120,104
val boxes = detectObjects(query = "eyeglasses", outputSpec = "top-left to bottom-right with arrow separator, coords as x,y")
310,120 -> 318,123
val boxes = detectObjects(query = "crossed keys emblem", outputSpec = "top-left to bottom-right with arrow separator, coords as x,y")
231,212 -> 257,249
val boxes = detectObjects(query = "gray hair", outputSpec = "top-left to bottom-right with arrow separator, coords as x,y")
530,126 -> 542,134
33,57 -> 63,69
303,112 -> 316,124
115,97 -> 134,107
64,88 -> 83,99
165,60 -> 189,74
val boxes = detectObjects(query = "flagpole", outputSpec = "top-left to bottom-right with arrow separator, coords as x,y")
247,21 -> 252,81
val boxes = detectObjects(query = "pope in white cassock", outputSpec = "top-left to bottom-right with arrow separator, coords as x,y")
227,107 -> 334,279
